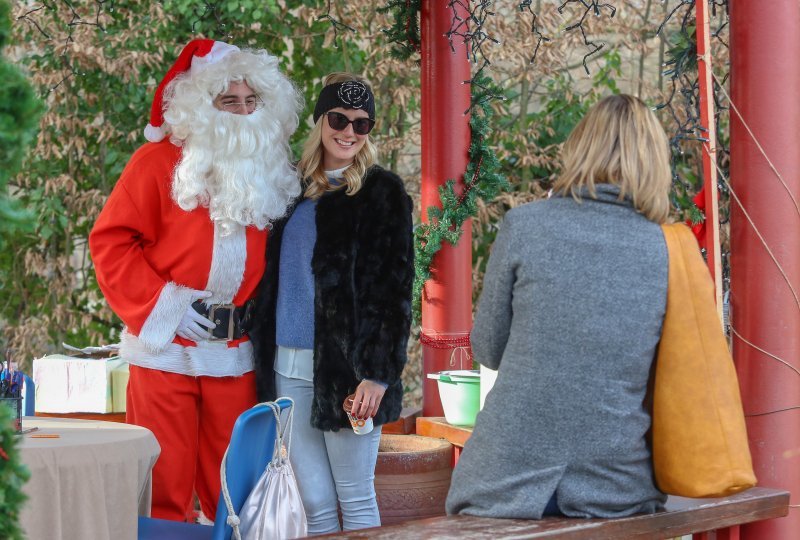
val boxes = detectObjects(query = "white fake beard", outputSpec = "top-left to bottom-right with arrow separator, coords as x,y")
171,106 -> 300,233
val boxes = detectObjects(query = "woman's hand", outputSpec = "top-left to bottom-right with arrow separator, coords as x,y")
352,379 -> 387,419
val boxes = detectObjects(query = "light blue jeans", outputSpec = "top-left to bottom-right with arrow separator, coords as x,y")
276,372 -> 382,534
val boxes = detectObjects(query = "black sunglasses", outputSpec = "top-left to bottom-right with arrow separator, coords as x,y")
325,111 -> 375,135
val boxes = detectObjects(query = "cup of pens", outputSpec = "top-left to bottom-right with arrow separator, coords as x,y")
1,369 -> 23,432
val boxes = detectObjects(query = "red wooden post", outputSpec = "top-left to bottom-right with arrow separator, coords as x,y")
695,14 -> 740,540
730,1 -> 800,538
420,0 -> 472,416
695,0 -> 723,315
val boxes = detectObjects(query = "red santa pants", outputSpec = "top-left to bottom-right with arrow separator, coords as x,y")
127,365 -> 258,522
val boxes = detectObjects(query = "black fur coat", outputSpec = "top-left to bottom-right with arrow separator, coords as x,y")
250,165 -> 414,431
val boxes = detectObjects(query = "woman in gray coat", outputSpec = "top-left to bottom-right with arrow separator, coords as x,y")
446,94 -> 672,519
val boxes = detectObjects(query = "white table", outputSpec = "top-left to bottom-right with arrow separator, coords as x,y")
18,416 -> 161,540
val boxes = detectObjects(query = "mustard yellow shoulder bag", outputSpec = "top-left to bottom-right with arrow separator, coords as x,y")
652,223 -> 756,497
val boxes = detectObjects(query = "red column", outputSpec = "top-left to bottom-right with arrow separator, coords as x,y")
420,0 -> 472,416
730,1 -> 800,538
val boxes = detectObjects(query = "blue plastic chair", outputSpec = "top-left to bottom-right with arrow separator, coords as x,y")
138,398 -> 291,540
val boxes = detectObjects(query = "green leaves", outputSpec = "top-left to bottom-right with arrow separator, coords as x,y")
0,1 -> 43,236
0,0 -> 9,49
0,403 -> 30,540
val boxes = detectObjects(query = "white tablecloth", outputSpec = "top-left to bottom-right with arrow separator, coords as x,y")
18,417 -> 161,540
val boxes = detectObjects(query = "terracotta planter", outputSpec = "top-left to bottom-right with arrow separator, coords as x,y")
375,434 -> 453,525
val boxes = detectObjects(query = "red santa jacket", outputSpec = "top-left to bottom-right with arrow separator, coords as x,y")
89,140 -> 267,376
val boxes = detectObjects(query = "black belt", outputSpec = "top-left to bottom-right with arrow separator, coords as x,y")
192,299 -> 255,341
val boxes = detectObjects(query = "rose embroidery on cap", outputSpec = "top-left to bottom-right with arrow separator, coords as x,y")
337,81 -> 371,110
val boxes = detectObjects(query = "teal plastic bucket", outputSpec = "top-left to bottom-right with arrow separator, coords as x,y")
427,370 -> 481,426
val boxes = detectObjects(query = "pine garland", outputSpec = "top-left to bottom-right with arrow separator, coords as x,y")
379,0 -> 421,60
0,403 -> 29,540
412,70 -> 508,322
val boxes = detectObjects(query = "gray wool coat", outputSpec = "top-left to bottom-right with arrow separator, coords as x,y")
446,184 -> 669,519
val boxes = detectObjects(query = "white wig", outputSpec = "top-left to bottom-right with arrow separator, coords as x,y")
162,49 -> 304,232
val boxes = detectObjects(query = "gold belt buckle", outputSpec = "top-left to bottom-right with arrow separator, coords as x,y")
208,303 -> 236,341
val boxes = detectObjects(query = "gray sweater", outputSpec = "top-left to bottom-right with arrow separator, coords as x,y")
446,184 -> 668,519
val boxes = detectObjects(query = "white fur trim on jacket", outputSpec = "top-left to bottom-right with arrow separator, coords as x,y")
138,282 -> 199,353
121,330 -> 254,377
204,222 -> 247,304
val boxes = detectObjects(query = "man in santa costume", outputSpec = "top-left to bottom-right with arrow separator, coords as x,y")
89,39 -> 302,522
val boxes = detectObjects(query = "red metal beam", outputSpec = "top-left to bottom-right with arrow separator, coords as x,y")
420,0 -> 472,416
730,1 -> 800,538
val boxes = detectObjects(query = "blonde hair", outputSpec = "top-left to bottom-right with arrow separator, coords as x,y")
297,72 -> 379,199
552,94 -> 672,223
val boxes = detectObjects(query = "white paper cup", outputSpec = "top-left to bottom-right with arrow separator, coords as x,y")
346,411 -> 374,435
344,394 -> 374,435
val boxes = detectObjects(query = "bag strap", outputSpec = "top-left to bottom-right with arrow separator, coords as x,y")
270,398 -> 295,464
220,442 -> 243,540
267,402 -> 282,466
219,399 -> 295,540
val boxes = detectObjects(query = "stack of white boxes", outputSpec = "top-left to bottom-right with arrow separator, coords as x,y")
33,354 -> 129,414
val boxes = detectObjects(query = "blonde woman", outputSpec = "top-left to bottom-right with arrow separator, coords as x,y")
447,95 -> 671,519
251,73 -> 414,533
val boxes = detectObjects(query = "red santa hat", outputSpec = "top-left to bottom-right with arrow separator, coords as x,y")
144,39 -> 240,143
